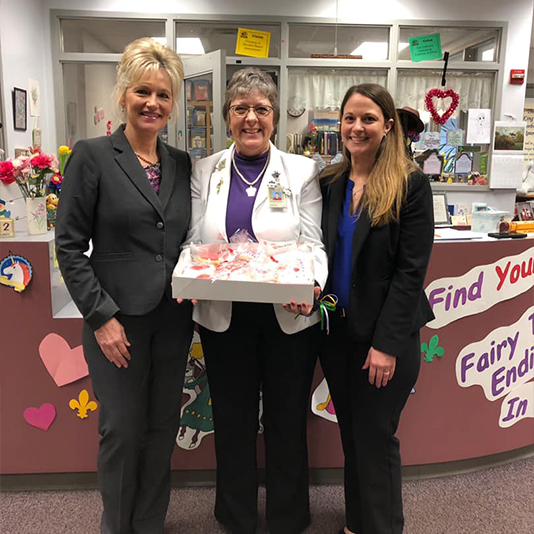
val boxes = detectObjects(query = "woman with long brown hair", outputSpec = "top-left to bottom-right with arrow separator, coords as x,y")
319,83 -> 434,534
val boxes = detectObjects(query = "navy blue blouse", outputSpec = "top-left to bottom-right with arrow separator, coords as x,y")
331,179 -> 360,309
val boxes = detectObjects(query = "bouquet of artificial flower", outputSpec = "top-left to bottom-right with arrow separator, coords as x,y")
0,147 -> 59,199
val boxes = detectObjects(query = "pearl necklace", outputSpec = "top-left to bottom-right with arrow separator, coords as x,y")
231,148 -> 270,197
135,152 -> 160,166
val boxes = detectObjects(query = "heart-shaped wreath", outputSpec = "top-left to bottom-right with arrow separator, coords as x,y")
425,88 -> 460,125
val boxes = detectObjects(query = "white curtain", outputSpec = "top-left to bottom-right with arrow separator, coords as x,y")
396,71 -> 494,112
288,69 -> 388,110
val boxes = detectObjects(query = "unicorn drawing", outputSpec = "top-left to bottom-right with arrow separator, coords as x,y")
0,254 -> 33,292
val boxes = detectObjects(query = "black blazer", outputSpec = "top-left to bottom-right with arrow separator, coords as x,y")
55,127 -> 192,331
321,169 -> 435,357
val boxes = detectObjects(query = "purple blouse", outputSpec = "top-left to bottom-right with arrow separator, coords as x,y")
143,163 -> 162,195
226,150 -> 269,241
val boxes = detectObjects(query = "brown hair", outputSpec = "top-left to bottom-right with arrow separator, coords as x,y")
321,83 -> 418,226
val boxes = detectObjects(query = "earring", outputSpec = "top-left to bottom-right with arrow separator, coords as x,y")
120,105 -> 125,112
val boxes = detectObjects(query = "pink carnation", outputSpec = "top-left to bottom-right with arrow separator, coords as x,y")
31,153 -> 52,169
0,160 -> 15,184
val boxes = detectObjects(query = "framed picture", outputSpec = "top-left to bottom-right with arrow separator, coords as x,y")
432,192 -> 450,226
12,87 -> 27,131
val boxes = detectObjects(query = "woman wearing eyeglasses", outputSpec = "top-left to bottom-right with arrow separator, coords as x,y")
183,68 -> 327,534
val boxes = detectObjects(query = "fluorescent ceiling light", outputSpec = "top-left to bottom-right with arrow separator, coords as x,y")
176,38 -> 205,55
351,42 -> 388,59
482,48 -> 494,61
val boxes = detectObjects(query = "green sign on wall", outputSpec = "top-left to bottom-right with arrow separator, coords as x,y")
409,33 -> 443,62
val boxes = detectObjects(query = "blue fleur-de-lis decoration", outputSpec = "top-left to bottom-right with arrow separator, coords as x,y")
421,334 -> 445,363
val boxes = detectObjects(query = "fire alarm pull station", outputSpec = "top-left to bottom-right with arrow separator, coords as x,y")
510,70 -> 525,85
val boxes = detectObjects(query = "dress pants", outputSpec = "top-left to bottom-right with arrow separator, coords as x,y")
82,297 -> 193,534
319,314 -> 420,534
199,302 -> 318,534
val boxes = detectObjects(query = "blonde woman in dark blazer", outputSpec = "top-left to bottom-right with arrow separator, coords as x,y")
319,84 -> 434,534
55,38 -> 193,534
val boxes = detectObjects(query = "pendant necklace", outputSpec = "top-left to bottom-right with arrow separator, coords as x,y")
231,148 -> 270,197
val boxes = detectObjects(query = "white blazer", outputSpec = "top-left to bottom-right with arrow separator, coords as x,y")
184,142 -> 328,334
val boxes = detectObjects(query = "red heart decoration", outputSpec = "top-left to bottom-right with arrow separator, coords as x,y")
425,88 -> 460,125
23,403 -> 56,431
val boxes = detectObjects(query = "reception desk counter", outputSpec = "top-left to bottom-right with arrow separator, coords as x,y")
0,232 -> 532,477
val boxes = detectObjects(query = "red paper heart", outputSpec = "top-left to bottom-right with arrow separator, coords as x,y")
39,333 -> 89,387
23,403 -> 56,431
425,88 -> 460,125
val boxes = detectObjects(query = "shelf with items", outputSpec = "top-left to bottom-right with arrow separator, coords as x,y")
186,101 -> 214,160
287,109 -> 341,162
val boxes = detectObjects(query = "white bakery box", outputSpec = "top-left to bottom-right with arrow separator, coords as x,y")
172,242 -> 315,304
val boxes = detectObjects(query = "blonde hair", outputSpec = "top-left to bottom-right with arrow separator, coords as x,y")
321,84 -> 418,227
114,37 -> 184,123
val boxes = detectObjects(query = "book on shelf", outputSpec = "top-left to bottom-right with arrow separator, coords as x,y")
190,128 -> 206,149
193,79 -> 211,101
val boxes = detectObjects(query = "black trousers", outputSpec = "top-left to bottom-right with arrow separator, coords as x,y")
83,297 -> 193,534
319,314 -> 420,534
199,303 -> 319,534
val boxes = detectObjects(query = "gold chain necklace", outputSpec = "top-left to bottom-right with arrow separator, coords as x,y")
231,148 -> 270,197
135,152 -> 160,166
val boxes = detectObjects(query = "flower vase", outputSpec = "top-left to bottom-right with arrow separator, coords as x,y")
26,196 -> 47,235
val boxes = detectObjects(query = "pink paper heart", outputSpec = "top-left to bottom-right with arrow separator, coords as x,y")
39,333 -> 89,387
23,403 -> 56,431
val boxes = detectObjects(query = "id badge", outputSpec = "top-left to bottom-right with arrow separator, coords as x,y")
269,187 -> 286,208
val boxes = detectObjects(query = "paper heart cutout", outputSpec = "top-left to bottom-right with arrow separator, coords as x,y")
23,403 -> 56,431
39,333 -> 89,387
425,88 -> 460,125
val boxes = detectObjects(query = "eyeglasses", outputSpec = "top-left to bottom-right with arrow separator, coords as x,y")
229,105 -> 274,117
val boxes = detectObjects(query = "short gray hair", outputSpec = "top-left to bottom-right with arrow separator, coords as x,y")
222,68 -> 279,126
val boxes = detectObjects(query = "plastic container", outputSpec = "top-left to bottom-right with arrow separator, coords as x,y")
471,210 -> 508,233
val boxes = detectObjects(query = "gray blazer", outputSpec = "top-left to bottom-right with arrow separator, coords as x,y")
55,127 -> 192,330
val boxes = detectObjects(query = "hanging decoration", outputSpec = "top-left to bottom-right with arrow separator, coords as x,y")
425,88 -> 460,125
425,51 -> 459,125
0,253 -> 33,292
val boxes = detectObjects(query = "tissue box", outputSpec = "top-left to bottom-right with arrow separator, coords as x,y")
471,211 -> 508,233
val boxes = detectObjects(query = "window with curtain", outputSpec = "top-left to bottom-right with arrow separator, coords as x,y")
396,70 -> 496,177
286,69 -> 388,157
396,70 -> 495,113
288,68 -> 388,110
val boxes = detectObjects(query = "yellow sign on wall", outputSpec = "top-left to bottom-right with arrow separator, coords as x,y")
235,28 -> 271,58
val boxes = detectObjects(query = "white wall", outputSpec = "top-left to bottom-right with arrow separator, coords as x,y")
1,0 -> 532,153
0,0 -> 53,156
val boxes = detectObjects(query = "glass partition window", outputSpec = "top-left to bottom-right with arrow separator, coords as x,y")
398,27 -> 500,62
62,63 -> 119,145
61,19 -> 166,53
288,24 -> 390,59
396,69 -> 496,179
175,22 -> 281,58
184,74 -> 214,161
286,68 -> 388,157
